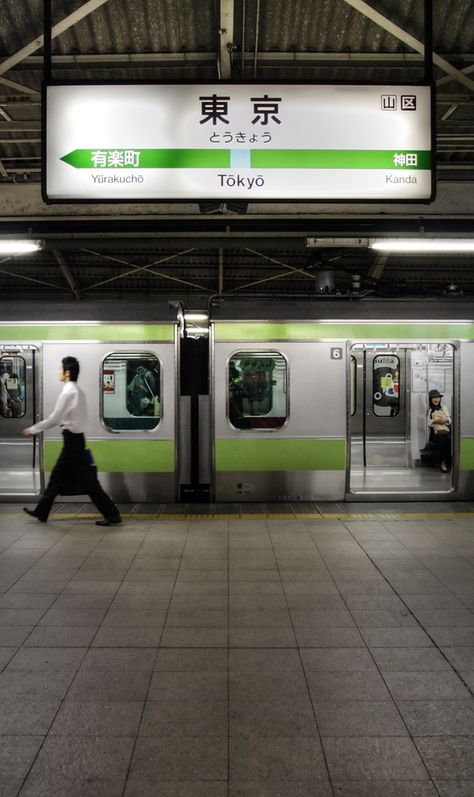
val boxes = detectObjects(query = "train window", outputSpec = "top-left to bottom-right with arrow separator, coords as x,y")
102,353 -> 161,432
228,352 -> 287,430
0,355 -> 26,419
373,354 -> 400,417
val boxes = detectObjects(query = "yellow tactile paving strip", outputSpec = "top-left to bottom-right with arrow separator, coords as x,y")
4,510 -> 474,521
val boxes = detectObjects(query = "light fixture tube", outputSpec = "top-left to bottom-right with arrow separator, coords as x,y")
0,240 -> 41,254
370,239 -> 474,253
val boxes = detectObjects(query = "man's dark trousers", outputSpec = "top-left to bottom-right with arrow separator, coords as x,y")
34,430 -> 120,521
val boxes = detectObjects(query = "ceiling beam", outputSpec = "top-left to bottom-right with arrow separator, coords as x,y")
341,0 -> 474,93
219,0 -> 235,79
52,249 -> 81,300
0,0 -> 113,79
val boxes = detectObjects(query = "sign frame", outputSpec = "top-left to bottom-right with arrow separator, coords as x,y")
42,80 -> 436,205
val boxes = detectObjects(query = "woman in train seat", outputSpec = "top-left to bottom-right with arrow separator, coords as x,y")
427,388 -> 452,473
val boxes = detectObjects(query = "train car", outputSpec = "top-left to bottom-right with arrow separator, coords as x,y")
210,297 -> 474,502
0,301 -> 182,503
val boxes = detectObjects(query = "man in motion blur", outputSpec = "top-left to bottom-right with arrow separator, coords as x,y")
22,356 -> 122,526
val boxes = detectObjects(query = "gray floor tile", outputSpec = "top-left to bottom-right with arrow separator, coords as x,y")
166,609 -> 228,627
50,700 -> 143,736
441,646 -> 474,669
80,648 -> 156,671
129,735 -> 227,781
19,735 -> 134,797
230,780 -> 332,796
125,781 -> 228,797
160,627 -> 228,647
139,699 -> 227,736
24,625 -> 99,647
300,647 -> 376,671
154,648 -> 228,672
230,736 -> 328,781
294,627 -> 364,648
411,608 -> 474,627
290,608 -> 356,627
67,670 -> 151,701
6,646 -> 87,673
0,670 -> 74,701
229,648 -> 301,673
315,699 -> 407,736
230,697 -> 316,737
230,672 -> 308,702
307,670 -> 391,701
323,736 -> 428,781
0,625 -> 35,646
429,627 -> 474,646
371,646 -> 451,671
92,626 -> 162,647
351,609 -> 417,627
384,670 -> 471,700
415,737 -> 474,780
0,735 -> 44,783
229,627 -> 296,647
148,671 -> 228,701
0,700 -> 59,734
0,593 -> 57,609
360,626 -> 434,648
397,699 -> 474,735
331,781 -> 438,796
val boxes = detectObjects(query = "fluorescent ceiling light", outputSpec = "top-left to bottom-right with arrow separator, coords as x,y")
0,240 -> 41,254
184,313 -> 208,322
370,239 -> 474,253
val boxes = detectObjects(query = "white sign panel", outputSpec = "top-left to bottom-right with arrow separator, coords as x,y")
45,83 -> 432,202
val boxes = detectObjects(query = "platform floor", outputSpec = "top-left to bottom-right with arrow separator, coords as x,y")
1,501 -> 474,796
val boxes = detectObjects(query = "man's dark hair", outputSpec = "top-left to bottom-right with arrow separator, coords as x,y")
62,356 -> 80,381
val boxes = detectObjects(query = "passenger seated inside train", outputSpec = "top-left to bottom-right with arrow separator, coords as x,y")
127,364 -> 158,417
425,388 -> 452,473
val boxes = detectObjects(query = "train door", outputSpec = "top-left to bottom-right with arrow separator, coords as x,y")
348,342 -> 455,497
0,345 -> 42,498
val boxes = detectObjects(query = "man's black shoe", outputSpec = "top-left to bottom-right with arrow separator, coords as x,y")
95,517 -> 122,527
23,508 -> 47,523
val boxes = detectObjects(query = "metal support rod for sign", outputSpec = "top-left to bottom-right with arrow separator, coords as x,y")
43,0 -> 52,84
424,0 -> 433,85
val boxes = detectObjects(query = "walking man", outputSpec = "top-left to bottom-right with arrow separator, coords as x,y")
22,356 -> 122,526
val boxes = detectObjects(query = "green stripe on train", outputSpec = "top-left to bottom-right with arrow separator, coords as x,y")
215,438 -> 346,471
0,324 -> 174,342
460,439 -> 474,470
213,322 -> 474,341
44,439 -> 175,472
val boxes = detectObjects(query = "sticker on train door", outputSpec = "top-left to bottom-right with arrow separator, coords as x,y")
103,370 -> 115,393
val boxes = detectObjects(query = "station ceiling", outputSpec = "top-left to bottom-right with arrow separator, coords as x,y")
0,0 -> 473,305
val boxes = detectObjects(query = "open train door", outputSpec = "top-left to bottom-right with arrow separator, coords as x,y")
347,342 -> 456,499
0,345 -> 42,499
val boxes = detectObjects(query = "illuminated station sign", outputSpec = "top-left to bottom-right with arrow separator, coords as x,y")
45,83 -> 432,202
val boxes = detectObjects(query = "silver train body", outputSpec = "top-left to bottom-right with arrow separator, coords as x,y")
1,298 -> 474,504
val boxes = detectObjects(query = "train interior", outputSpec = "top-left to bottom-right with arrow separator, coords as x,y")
349,342 -> 454,496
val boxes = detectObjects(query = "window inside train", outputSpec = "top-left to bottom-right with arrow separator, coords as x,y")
350,355 -> 357,416
102,353 -> 161,432
373,354 -> 400,417
228,352 -> 287,430
0,355 -> 26,419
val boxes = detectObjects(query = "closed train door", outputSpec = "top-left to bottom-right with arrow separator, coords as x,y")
0,345 -> 42,498
348,342 -> 455,498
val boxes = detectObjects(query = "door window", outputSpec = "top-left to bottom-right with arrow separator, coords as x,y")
102,353 -> 160,431
228,352 -> 287,430
0,355 -> 26,418
373,354 -> 400,416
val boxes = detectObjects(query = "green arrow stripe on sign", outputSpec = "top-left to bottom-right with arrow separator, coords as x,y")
251,150 -> 431,169
60,149 -> 231,168
60,149 -> 431,170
